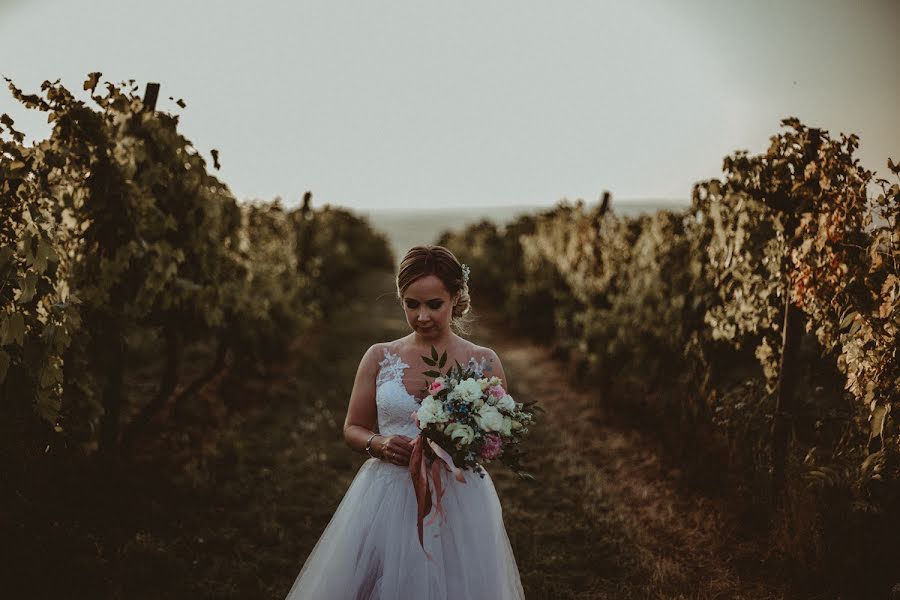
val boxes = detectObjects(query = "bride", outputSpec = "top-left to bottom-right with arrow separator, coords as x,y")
284,245 -> 526,599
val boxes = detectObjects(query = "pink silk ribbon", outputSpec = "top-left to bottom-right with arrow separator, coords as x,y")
408,433 -> 467,559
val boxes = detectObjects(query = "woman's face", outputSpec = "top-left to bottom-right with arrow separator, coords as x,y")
401,274 -> 455,338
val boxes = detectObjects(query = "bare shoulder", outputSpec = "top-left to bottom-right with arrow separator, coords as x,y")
383,332 -> 417,351
467,341 -> 499,362
464,340 -> 504,379
358,341 -> 390,372
363,335 -> 416,367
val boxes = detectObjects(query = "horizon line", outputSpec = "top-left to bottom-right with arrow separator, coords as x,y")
240,197 -> 692,212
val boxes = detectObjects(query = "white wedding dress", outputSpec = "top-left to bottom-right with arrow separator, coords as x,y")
284,348 -> 525,600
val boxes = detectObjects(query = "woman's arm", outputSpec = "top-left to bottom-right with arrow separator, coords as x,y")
342,343 -> 384,454
341,343 -> 413,465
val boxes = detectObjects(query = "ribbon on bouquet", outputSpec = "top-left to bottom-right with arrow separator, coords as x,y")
408,434 -> 467,560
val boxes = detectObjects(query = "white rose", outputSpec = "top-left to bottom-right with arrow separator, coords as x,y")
416,406 -> 436,427
421,394 -> 442,415
417,395 -> 448,427
499,416 -> 513,436
496,394 -> 515,413
456,378 -> 484,404
474,404 -> 505,432
444,422 -> 475,447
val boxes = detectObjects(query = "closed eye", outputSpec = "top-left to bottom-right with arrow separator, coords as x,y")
405,299 -> 444,309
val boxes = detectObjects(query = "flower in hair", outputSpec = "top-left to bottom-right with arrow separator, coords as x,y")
461,263 -> 471,284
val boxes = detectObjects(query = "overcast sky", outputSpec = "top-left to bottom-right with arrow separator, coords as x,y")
1,0 -> 897,210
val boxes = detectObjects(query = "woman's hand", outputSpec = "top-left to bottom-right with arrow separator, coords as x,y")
376,434 -> 414,466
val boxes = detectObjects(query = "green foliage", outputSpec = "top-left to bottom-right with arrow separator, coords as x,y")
441,118 -> 900,596
0,74 -> 393,472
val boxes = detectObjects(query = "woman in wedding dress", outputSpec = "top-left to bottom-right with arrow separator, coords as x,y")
284,245 -> 525,600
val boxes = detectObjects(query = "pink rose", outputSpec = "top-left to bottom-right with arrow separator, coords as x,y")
488,385 -> 506,399
479,433 -> 503,460
429,378 -> 446,394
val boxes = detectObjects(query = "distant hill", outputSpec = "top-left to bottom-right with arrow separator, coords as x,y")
355,199 -> 690,264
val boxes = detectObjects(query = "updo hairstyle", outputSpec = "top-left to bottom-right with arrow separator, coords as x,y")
397,245 -> 471,332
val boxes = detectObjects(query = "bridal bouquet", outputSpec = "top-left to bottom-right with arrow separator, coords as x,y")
407,345 -> 538,556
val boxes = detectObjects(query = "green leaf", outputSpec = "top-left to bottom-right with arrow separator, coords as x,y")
870,402 -> 890,441
423,370 -> 442,378
438,351 -> 447,368
839,310 -> 857,331
0,246 -> 13,269
33,238 -> 52,274
36,391 -> 60,423
422,356 -> 436,366
431,345 -> 438,361
18,272 -> 38,303
83,72 -> 102,92
8,313 -> 24,346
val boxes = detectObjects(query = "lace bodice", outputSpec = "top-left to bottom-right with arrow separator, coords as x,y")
375,348 -> 423,438
374,346 -> 491,439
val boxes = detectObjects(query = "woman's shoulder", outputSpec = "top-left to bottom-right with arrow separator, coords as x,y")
457,339 -> 506,381
362,336 -> 410,364
377,334 -> 413,354
358,341 -> 393,371
461,338 -> 497,360
457,339 -> 501,373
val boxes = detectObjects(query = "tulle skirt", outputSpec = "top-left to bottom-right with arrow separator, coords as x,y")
284,457 -> 525,600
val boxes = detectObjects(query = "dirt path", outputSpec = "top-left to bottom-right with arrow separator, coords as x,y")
266,274 -> 795,599
475,311 -> 794,600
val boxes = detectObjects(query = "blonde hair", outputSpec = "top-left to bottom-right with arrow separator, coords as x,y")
397,245 -> 471,333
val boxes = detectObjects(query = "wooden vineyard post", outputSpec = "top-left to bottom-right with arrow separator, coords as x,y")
100,81 -> 159,460
772,290 -> 804,508
771,128 -> 820,510
296,191 -> 314,273
598,190 -> 611,216
143,82 -> 160,111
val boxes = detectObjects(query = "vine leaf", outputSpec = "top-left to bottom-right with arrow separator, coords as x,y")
83,72 -> 102,93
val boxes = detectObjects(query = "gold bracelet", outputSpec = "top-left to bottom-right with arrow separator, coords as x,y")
365,433 -> 381,457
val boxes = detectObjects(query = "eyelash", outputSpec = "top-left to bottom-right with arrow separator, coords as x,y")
406,301 -> 443,310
